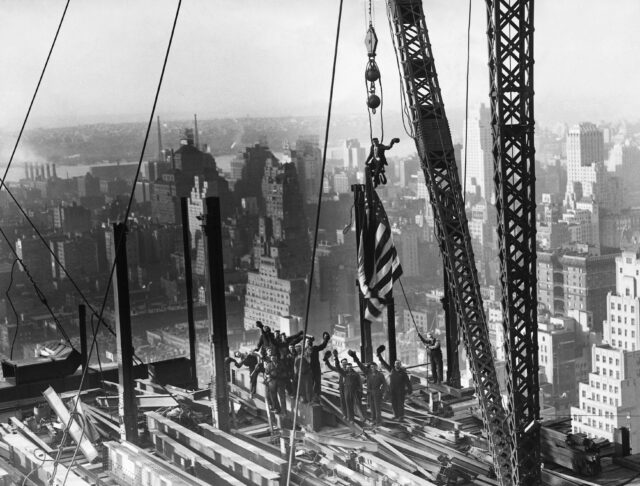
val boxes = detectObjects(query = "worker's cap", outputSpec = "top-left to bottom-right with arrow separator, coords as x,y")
274,330 -> 281,334
306,335 -> 315,342
234,351 -> 241,358
369,362 -> 378,368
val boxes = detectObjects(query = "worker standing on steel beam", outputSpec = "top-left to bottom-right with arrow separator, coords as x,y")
306,332 -> 331,403
324,350 -> 349,416
377,345 -> 412,420
350,349 -> 388,425
420,332 -> 443,384
294,343 -> 313,403
261,347 -> 286,414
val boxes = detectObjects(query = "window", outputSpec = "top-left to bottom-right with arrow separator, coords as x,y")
611,302 -> 615,309
616,359 -> 620,366
596,355 -> 600,362
610,357 -> 613,364
619,304 -> 622,310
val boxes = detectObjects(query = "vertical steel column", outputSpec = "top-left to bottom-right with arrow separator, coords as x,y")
201,197 -> 230,432
352,184 -> 373,364
387,296 -> 397,364
112,223 -> 138,444
387,1 -> 512,482
180,197 -> 198,389
486,0 -> 540,483
442,271 -> 460,387
78,304 -> 87,371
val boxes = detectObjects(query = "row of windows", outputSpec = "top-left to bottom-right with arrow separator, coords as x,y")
610,302 -> 636,313
584,394 -> 619,406
595,355 -> 620,365
596,367 -> 621,379
588,382 -> 619,393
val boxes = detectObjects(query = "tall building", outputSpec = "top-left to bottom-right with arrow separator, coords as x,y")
537,246 -> 618,333
461,104 -> 492,200
571,249 -> 640,452
243,158 -> 310,330
52,202 -> 91,234
50,235 -> 99,280
565,123 -> 620,213
343,139 -> 366,170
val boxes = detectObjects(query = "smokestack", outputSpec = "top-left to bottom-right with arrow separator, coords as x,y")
46,164 -> 51,180
24,164 -> 29,180
29,163 -> 35,180
157,115 -> 163,162
194,114 -> 199,150
52,164 -> 57,179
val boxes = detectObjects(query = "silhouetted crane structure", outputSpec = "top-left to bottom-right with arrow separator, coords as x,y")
386,0 -> 538,484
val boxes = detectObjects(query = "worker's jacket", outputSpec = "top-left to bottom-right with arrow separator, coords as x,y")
366,371 -> 388,396
344,369 -> 363,395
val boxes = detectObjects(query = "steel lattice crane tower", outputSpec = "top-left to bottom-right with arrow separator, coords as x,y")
486,0 -> 540,483
386,0 -> 539,484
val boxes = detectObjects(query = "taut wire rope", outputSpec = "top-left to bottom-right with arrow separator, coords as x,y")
285,0 -> 344,484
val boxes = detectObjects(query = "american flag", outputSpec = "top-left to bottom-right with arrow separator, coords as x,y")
357,188 -> 403,322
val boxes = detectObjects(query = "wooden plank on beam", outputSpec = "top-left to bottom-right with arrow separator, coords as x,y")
146,412 -> 280,486
199,423 -> 287,475
152,431 -> 244,486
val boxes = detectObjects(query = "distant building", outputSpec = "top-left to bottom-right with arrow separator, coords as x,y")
572,251 -> 640,452
537,246 -> 618,333
333,171 -> 350,194
243,158 -> 310,330
538,316 -> 578,403
565,123 -> 620,214
343,139 -> 366,170
52,202 -> 91,234
461,104 -> 492,200
50,235 -> 99,280
15,236 -> 52,285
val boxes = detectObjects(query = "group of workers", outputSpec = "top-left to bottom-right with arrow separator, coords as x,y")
228,321 -> 445,424
227,321 -> 331,415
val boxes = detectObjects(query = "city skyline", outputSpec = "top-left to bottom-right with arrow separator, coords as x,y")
1,0 -> 639,133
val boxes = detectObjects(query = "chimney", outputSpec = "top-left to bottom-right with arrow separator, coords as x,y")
52,164 -> 57,179
157,115 -> 163,162
24,164 -> 29,180
46,164 -> 51,180
29,163 -> 35,180
194,114 -> 199,150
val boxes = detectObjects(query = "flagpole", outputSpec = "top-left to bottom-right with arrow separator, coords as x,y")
352,182 -> 373,364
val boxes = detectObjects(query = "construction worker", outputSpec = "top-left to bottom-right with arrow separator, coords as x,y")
364,137 -> 400,187
323,350 -> 349,416
420,331 -> 443,384
293,343 -> 313,403
254,321 -> 276,356
306,331 -> 331,403
227,351 -> 260,397
377,346 -> 413,420
261,347 -> 287,414
343,362 -> 364,422
349,349 -> 388,425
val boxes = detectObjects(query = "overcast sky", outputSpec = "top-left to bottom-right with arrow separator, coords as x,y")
1,0 -> 639,131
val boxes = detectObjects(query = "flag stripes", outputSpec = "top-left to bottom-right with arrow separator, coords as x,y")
357,189 -> 402,322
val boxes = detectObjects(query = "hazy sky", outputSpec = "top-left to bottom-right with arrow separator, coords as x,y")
1,0 -> 639,131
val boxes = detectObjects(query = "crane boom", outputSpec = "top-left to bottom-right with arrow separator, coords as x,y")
386,0 -> 513,483
486,0 -> 540,483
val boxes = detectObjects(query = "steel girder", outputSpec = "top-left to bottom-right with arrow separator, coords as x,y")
486,0 -> 540,484
386,1 -> 513,483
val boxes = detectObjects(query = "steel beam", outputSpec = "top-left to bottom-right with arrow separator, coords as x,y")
201,197 -> 230,432
112,222 -> 138,444
486,0 -> 540,483
180,197 -> 198,389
